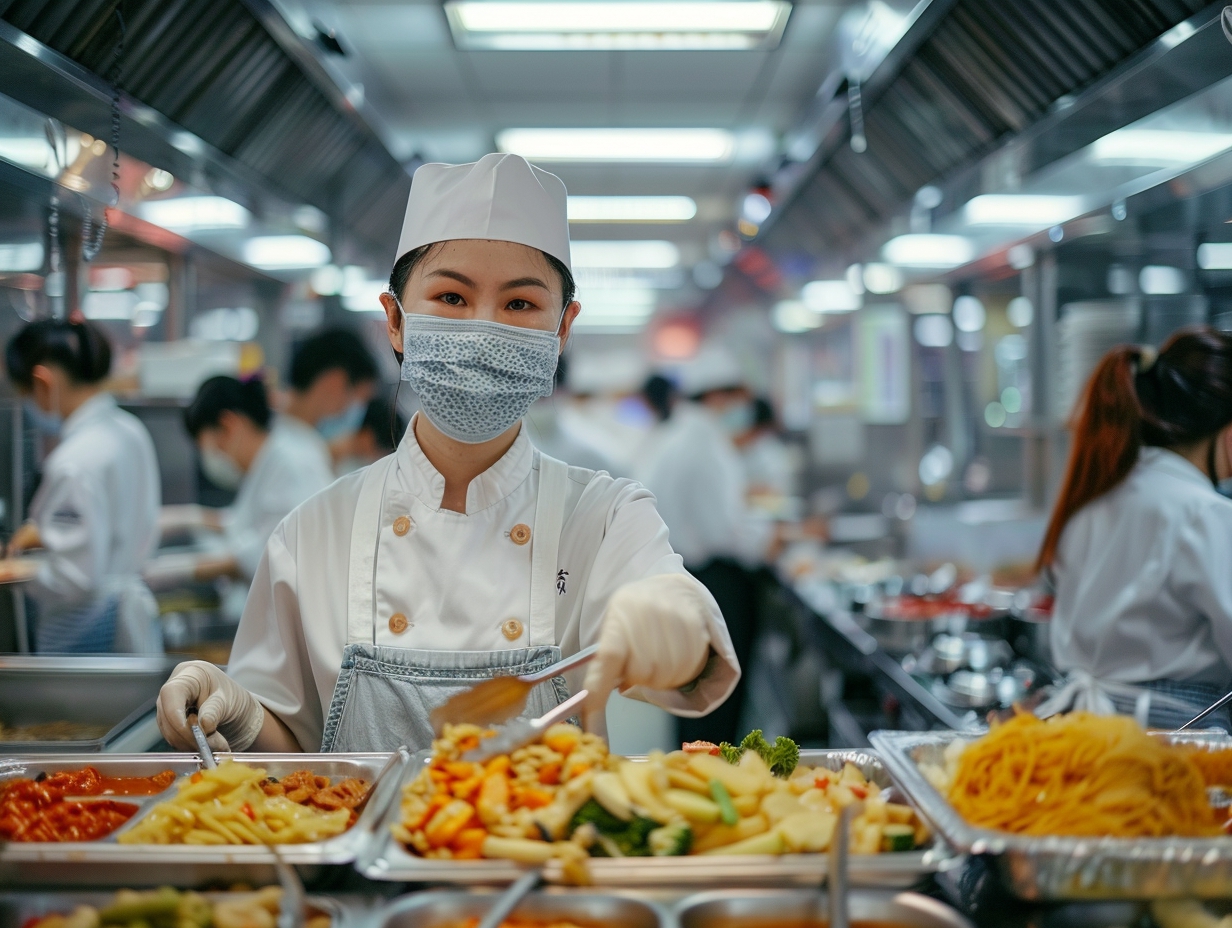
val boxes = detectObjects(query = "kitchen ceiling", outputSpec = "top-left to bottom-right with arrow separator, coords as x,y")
267,0 -> 868,326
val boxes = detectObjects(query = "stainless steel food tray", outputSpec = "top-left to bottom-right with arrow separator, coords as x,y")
675,888 -> 974,928
0,656 -> 179,753
870,728 -> 1232,900
360,748 -> 959,887
0,751 -> 409,887
374,889 -> 669,928
0,891 -> 356,928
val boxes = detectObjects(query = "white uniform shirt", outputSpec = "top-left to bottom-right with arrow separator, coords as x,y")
224,416 -> 336,580
637,404 -> 774,569
28,393 -> 160,613
228,420 -> 739,751
1051,447 -> 1232,688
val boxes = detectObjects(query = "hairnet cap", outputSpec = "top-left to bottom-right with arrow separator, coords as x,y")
679,345 -> 746,396
396,153 -> 571,270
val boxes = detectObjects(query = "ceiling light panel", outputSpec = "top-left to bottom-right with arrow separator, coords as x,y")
446,1 -> 791,50
882,234 -> 975,269
963,194 -> 1085,226
139,196 -> 250,232
567,196 -> 697,223
498,128 -> 734,163
571,240 -> 680,269
1089,129 -> 1232,167
243,235 -> 332,270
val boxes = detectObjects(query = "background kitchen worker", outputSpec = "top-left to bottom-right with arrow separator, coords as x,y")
5,319 -> 161,653
333,396 -> 407,475
282,327 -> 379,472
155,153 -> 739,754
180,375 -> 335,595
1037,326 -> 1232,729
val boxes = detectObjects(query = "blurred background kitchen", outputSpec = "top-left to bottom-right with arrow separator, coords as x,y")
0,0 -> 1225,755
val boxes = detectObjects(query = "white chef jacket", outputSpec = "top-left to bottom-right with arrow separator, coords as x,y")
228,418 -> 740,751
1051,447 -> 1232,688
637,404 -> 774,569
224,416 -> 336,580
28,393 -> 160,614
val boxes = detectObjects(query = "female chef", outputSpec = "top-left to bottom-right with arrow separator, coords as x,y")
156,153 -> 739,753
1036,326 -> 1232,728
5,319 -> 161,652
179,375 -> 335,599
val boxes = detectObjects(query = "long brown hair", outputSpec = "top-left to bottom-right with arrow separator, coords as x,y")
1037,326 -> 1232,570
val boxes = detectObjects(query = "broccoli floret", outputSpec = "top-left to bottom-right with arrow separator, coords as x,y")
740,729 -> 773,763
768,736 -> 800,778
570,798 -> 628,835
570,801 -> 658,857
718,742 -> 743,764
649,821 -> 693,856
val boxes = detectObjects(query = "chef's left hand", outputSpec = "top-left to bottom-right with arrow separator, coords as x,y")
582,573 -> 712,730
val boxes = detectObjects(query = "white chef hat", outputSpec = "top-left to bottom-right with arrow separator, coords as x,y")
678,345 -> 746,397
395,153 -> 571,271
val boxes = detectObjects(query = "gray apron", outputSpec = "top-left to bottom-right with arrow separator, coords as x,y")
320,450 -> 571,753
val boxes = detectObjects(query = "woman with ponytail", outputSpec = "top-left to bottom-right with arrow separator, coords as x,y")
4,319 -> 161,653
1038,325 -> 1232,728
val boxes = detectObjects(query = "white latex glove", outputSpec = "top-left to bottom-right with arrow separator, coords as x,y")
582,573 -> 712,730
156,660 -> 264,752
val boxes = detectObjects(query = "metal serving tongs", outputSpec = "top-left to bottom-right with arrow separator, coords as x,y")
268,843 -> 306,928
1178,689 -> 1232,732
827,803 -> 861,928
186,710 -> 218,770
430,645 -> 598,734
462,689 -> 589,763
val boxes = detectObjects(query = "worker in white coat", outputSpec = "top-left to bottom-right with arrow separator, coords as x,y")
637,347 -> 777,744
1037,327 -> 1232,729
155,153 -> 740,754
5,320 -> 161,653
181,375 -> 334,590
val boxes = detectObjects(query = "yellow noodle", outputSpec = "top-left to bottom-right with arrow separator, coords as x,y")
947,712 -> 1221,838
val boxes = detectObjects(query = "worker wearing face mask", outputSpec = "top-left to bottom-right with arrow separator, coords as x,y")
5,320 -> 161,653
155,153 -> 739,754
637,348 -> 798,745
282,328 -> 379,475
173,376 -> 335,596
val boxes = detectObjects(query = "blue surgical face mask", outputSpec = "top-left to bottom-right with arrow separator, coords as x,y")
317,399 -> 366,442
24,400 -> 62,438
717,401 -> 754,437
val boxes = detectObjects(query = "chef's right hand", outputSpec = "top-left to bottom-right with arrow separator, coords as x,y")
157,660 -> 264,753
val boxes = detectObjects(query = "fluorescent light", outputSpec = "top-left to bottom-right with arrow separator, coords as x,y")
567,196 -> 696,223
0,242 -> 43,272
82,290 -> 137,320
342,278 -> 389,313
862,263 -> 902,294
498,128 -> 734,163
772,300 -> 820,334
963,194 -> 1085,226
1139,265 -> 1185,295
243,235 -> 331,270
0,137 -> 50,171
952,295 -> 986,332
742,193 -> 772,224
1090,129 -> 1232,166
1007,296 -> 1033,328
574,287 -> 657,330
801,280 -> 861,313
883,234 -> 975,269
914,314 -> 953,348
1198,243 -> 1232,270
446,1 -> 790,50
571,240 -> 679,269
139,196 -> 250,232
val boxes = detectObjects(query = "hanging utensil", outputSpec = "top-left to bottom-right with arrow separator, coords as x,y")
269,844 -> 306,928
476,868 -> 543,928
430,644 -> 598,733
186,710 -> 217,770
463,689 -> 589,763
827,803 -> 860,928
1178,689 -> 1232,731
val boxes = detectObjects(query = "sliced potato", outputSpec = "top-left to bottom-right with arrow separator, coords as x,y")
687,754 -> 766,796
691,813 -> 769,853
702,828 -> 784,856
776,809 -> 837,853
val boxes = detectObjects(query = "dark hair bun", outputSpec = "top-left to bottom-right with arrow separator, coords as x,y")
5,320 -> 112,388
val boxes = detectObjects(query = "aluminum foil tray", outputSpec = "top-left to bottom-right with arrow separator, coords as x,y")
374,889 -> 669,928
869,729 -> 1232,901
359,748 -> 959,887
0,752 -> 409,887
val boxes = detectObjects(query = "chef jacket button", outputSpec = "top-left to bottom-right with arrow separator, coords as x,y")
510,523 -> 532,546
501,619 -> 524,641
393,515 -> 412,537
389,613 -> 410,635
